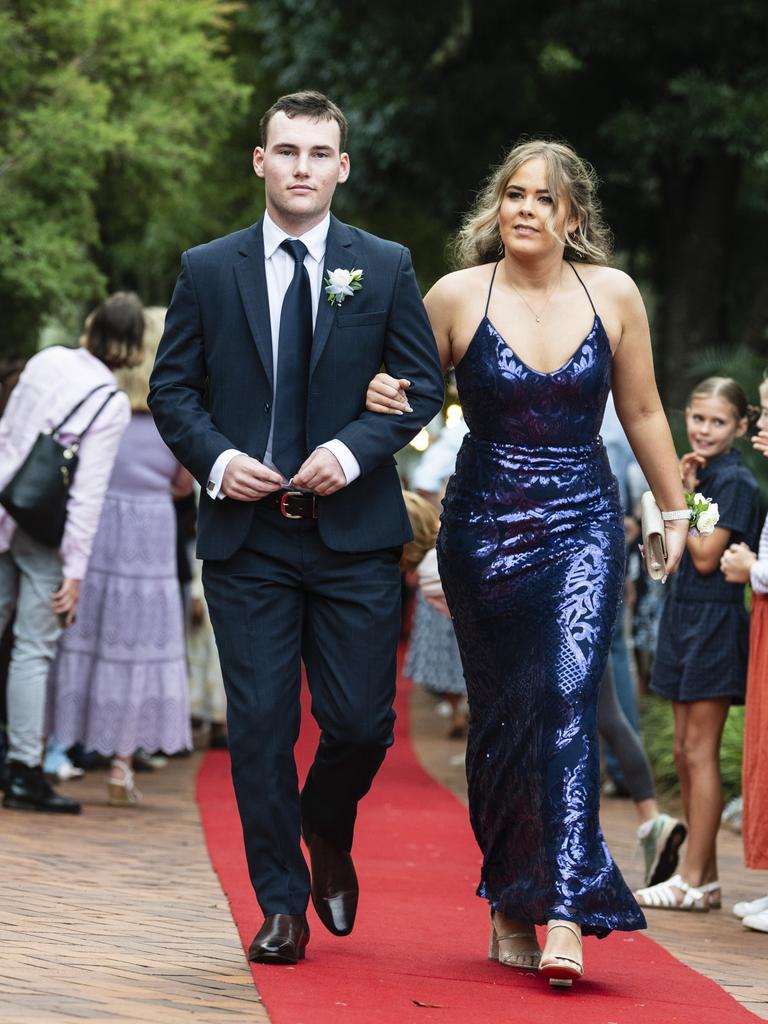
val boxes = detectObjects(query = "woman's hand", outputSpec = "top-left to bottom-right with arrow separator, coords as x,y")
662,519 -> 688,579
52,578 -> 80,627
720,542 -> 756,583
365,373 -> 413,414
752,430 -> 768,458
679,452 -> 705,492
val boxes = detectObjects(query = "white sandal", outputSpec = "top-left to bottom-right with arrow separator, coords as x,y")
634,873 -> 708,912
699,880 -> 721,909
108,758 -> 142,807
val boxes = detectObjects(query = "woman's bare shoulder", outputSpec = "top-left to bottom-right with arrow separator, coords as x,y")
425,264 -> 494,305
575,263 -> 640,298
574,263 -> 645,318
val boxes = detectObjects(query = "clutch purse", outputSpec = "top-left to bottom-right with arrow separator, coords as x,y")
640,490 -> 667,581
0,384 -> 119,548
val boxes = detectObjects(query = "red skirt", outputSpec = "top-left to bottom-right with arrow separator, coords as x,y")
743,592 -> 768,869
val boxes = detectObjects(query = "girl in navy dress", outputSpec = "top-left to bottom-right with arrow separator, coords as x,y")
636,378 -> 761,912
365,140 -> 689,986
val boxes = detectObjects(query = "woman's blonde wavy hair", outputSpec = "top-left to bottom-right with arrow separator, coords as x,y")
115,306 -> 166,413
452,139 -> 613,269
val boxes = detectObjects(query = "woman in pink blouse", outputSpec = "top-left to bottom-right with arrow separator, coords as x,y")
0,293 -> 143,815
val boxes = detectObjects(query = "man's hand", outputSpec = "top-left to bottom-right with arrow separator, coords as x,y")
221,454 -> 283,501
52,578 -> 80,628
292,448 -> 347,496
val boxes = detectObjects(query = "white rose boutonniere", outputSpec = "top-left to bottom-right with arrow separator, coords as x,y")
686,491 -> 720,536
325,267 -> 363,306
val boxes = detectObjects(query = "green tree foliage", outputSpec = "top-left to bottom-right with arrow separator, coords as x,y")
4,0 -> 768,396
242,1 -> 768,401
0,0 -> 250,353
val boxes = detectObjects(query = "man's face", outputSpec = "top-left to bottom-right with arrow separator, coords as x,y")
253,112 -> 350,229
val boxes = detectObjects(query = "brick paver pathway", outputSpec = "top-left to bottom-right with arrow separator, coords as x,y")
0,754 -> 267,1024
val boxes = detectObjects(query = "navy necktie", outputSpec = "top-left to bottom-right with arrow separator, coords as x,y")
272,238 -> 313,479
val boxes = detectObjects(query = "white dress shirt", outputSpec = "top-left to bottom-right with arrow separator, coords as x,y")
207,210 -> 360,498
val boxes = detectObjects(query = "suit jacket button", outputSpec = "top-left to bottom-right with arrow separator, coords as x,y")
264,401 -> 271,413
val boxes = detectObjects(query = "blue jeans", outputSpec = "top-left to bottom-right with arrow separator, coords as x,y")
0,530 -> 64,767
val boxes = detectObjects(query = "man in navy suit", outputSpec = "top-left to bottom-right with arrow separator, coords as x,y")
149,92 -> 444,965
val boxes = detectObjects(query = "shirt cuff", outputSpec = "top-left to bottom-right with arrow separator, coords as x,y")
317,440 -> 360,485
207,449 -> 244,500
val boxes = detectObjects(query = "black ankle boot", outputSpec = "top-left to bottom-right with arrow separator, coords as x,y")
2,760 -> 81,814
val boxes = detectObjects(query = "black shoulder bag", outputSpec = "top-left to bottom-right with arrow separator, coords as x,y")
0,384 -> 121,548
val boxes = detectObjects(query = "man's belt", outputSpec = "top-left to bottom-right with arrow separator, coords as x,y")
264,489 -> 318,520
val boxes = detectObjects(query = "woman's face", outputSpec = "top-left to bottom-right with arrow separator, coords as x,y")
497,157 -> 577,258
685,394 -> 747,459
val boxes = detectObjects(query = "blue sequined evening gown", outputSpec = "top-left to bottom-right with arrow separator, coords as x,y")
437,263 -> 645,936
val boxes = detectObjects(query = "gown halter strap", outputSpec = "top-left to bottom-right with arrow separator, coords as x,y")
484,261 -> 501,319
485,260 -> 598,320
567,262 -> 597,317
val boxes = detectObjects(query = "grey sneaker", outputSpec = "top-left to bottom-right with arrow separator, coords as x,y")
639,813 -> 687,886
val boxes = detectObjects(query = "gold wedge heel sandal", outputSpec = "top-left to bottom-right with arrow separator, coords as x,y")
538,920 -> 583,988
488,914 -> 541,970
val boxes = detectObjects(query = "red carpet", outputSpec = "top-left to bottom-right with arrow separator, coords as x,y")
197,671 -> 760,1024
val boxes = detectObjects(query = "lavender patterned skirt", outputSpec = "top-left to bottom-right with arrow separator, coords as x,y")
47,490 -> 191,757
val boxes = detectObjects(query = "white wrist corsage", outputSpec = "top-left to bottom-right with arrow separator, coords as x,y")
324,267 -> 363,306
685,491 -> 720,536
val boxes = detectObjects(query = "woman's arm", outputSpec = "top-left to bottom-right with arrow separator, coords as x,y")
609,271 -> 688,574
423,276 -> 456,373
365,274 -> 456,414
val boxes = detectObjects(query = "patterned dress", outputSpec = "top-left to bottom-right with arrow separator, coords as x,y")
438,262 -> 645,936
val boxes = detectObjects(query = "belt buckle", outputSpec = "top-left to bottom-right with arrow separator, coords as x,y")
280,490 -> 305,519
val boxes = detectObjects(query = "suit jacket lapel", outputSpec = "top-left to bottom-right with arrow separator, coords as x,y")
234,219 -> 273,390
310,215 -> 358,376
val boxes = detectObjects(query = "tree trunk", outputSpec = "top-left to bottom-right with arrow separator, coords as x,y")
654,156 -> 741,410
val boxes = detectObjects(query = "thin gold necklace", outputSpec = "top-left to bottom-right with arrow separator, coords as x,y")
504,264 -> 563,325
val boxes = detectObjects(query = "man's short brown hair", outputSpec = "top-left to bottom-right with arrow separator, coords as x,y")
260,91 -> 348,151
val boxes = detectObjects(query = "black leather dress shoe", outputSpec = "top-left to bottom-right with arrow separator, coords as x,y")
303,825 -> 359,936
247,914 -> 309,965
2,761 -> 81,814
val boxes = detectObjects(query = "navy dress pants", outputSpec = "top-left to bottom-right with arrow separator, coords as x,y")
202,503 -> 401,916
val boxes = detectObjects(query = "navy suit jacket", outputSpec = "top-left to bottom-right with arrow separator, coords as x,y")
149,214 -> 445,560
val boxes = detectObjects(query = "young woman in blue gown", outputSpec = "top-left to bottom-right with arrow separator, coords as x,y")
366,140 -> 689,986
